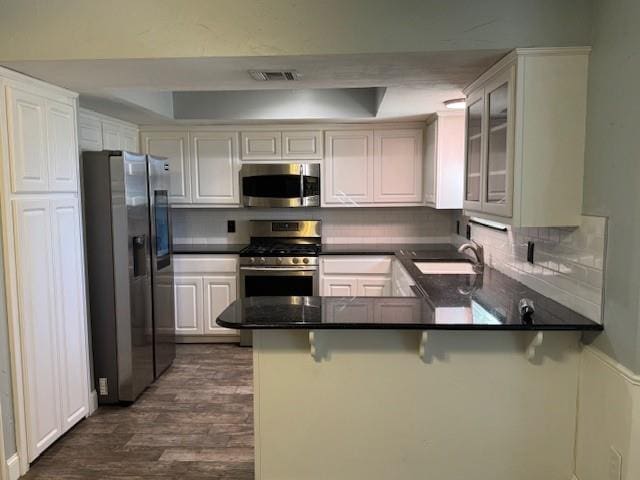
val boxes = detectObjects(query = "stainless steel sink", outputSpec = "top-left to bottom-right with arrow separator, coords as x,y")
413,261 -> 477,275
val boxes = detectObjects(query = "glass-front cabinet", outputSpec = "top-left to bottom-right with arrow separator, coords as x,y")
463,90 -> 484,211
463,64 -> 515,218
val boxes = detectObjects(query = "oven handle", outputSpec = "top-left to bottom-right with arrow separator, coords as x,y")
240,266 -> 318,272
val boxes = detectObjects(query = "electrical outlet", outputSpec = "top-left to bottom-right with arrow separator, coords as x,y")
527,241 -> 535,263
609,446 -> 622,480
98,378 -> 108,396
227,220 -> 236,233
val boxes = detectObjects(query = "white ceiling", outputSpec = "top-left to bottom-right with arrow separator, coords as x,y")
2,50 -> 507,124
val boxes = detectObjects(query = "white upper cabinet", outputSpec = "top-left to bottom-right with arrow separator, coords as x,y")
78,112 -> 102,151
241,131 -> 282,160
191,131 -> 240,204
462,48 -> 590,227
46,100 -> 78,192
79,109 -> 139,153
424,112 -> 465,209
282,130 -> 323,159
324,130 -> 374,205
141,131 -> 191,203
373,129 -> 423,203
6,86 -> 49,193
121,126 -> 139,152
101,120 -> 121,150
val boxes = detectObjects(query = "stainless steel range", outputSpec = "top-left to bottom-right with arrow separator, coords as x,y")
239,220 -> 321,345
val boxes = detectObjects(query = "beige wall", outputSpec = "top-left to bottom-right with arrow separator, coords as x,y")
575,347 -> 640,480
582,0 -> 640,373
0,0 -> 592,60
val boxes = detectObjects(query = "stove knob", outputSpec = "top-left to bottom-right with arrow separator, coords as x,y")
276,258 -> 283,265
259,257 -> 266,264
302,258 -> 310,264
250,257 -> 255,264
292,257 -> 300,264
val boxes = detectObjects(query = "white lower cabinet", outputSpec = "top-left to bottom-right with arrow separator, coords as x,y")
12,197 -> 89,461
203,276 -> 238,335
320,256 -> 392,297
173,255 -> 238,338
174,276 -> 203,335
322,277 -> 358,297
358,277 -> 391,296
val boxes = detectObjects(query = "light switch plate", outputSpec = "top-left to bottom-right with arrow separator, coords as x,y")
609,446 -> 622,480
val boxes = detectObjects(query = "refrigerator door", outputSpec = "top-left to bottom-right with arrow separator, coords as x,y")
112,151 -> 155,401
147,155 -> 176,378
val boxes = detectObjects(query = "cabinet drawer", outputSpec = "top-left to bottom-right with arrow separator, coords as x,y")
173,254 -> 238,274
321,256 -> 393,275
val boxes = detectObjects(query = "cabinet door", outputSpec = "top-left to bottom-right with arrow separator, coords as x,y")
282,130 -> 323,159
50,198 -> 89,432
174,275 -> 203,335
324,130 -> 373,205
142,131 -> 192,203
424,121 -> 437,205
6,86 -> 49,192
373,129 -> 423,203
191,132 -> 240,204
463,88 -> 485,211
357,277 -> 391,297
12,199 -> 62,460
78,112 -> 103,151
482,65 -> 515,218
46,101 -> 78,192
374,299 -> 421,322
121,127 -> 139,153
203,275 -> 237,335
241,131 -> 282,160
101,121 -> 121,150
321,277 -> 358,297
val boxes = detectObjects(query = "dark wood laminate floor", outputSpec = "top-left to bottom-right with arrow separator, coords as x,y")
23,344 -> 254,479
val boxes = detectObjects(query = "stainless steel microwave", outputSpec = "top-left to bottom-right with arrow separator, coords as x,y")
240,163 -> 320,208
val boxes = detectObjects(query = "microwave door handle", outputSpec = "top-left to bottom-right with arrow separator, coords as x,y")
300,164 -> 304,206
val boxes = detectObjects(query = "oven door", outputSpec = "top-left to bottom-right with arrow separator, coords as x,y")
241,163 -> 320,207
240,266 -> 319,297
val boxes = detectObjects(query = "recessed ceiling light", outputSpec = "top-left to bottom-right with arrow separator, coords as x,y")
444,98 -> 466,110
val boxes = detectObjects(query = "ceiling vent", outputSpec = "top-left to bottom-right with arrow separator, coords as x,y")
248,70 -> 300,81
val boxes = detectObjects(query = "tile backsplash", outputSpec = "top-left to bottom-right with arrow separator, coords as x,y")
172,206 -> 606,322
172,207 -> 453,245
452,215 -> 607,322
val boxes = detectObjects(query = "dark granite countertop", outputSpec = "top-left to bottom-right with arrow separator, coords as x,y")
173,244 -> 248,254
217,295 -> 602,331
217,243 -> 602,331
319,243 -> 467,259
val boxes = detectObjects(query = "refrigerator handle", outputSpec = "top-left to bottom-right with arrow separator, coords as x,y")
132,234 -> 148,278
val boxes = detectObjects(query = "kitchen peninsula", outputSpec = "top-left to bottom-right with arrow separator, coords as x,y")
218,249 -> 602,480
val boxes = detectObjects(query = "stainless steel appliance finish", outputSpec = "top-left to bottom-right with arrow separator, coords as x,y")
241,163 -> 320,207
147,156 -> 176,377
239,220 -> 321,345
82,151 -> 175,404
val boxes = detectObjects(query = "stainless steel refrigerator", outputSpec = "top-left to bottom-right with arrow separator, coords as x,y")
82,151 -> 175,404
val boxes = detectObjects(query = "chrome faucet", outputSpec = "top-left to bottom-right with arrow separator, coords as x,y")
457,240 -> 485,273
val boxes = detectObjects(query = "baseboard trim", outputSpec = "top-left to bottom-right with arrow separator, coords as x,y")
176,336 -> 240,344
6,454 -> 20,480
89,389 -> 98,415
583,345 -> 640,386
